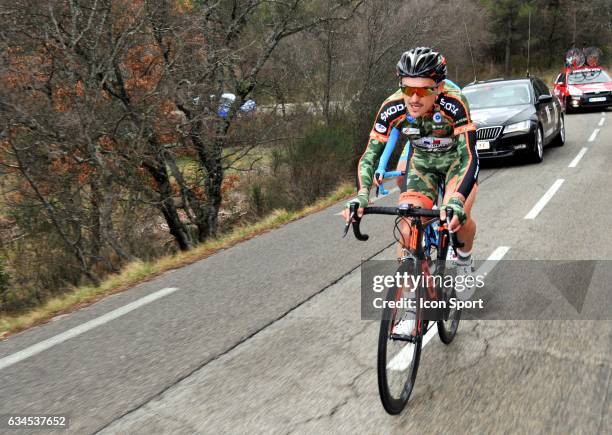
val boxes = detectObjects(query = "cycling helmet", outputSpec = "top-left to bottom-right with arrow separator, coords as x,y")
396,47 -> 447,83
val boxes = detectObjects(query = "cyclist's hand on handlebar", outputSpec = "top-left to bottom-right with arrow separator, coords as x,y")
373,172 -> 383,187
440,197 -> 466,232
343,195 -> 367,222
441,212 -> 461,232
342,203 -> 364,222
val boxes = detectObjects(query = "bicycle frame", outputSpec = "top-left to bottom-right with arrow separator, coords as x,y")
401,216 -> 449,337
345,202 -> 462,326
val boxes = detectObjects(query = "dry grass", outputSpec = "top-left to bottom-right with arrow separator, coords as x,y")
0,182 -> 356,338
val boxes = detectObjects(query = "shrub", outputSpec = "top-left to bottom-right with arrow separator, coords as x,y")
0,257 -> 10,310
284,121 -> 354,206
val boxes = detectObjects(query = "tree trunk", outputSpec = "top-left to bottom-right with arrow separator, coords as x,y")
100,185 -> 133,263
323,27 -> 333,125
90,179 -> 103,259
199,133 -> 224,241
571,5 -> 577,47
142,153 -> 193,251
546,6 -> 559,68
504,12 -> 513,76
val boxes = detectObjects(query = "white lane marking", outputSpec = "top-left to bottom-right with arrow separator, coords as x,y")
524,179 -> 565,220
598,118 -> 605,127
588,129 -> 599,142
462,246 -> 511,301
568,147 -> 588,168
0,287 -> 180,371
602,112 -> 606,117
477,246 -> 510,277
388,246 -> 510,371
334,187 -> 400,215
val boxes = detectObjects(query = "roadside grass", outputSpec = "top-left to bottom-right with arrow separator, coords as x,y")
0,182 -> 355,338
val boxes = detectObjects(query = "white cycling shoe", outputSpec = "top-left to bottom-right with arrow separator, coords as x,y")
392,311 -> 416,336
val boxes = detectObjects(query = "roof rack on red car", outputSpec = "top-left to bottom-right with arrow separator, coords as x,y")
565,47 -> 603,69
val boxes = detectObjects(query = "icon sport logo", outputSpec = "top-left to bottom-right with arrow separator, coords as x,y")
433,112 -> 442,123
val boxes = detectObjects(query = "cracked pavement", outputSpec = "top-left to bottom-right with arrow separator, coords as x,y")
99,267 -> 612,434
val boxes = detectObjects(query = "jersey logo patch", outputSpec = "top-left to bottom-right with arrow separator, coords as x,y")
374,123 -> 387,133
402,127 -> 420,135
380,103 -> 405,121
433,112 -> 442,123
439,96 -> 460,116
453,123 -> 476,135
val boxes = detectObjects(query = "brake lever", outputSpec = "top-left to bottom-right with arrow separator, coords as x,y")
343,203 -> 358,238
444,207 -> 465,254
342,211 -> 354,238
374,172 -> 382,197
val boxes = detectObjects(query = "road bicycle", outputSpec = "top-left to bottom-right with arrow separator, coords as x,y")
344,200 -> 463,414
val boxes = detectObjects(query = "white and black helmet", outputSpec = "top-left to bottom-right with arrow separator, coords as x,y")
396,47 -> 447,83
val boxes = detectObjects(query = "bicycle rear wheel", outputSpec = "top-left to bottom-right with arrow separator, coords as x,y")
377,261 -> 423,414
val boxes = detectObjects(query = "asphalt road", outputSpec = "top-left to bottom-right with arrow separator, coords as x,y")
0,109 -> 611,434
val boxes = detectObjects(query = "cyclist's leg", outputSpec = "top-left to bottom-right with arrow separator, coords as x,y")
394,151 -> 439,337
394,143 -> 410,189
443,159 -> 478,253
396,150 -> 439,260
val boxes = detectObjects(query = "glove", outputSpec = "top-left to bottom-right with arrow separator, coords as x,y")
444,197 -> 467,225
345,190 -> 369,210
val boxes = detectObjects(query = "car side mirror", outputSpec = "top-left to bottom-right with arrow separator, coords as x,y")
538,94 -> 553,104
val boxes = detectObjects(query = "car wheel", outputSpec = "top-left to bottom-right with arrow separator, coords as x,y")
530,126 -> 544,163
552,115 -> 565,147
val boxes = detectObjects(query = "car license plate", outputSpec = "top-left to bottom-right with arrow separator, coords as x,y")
476,140 -> 490,150
589,97 -> 606,102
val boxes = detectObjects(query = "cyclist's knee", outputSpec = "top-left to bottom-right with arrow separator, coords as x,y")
459,217 -> 476,233
464,184 -> 478,214
399,192 -> 434,209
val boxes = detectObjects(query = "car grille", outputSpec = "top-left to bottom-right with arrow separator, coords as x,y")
583,90 -> 610,97
476,126 -> 503,140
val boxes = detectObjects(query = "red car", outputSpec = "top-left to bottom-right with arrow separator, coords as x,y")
553,66 -> 612,112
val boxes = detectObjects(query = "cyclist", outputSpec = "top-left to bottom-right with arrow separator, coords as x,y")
342,48 -> 479,332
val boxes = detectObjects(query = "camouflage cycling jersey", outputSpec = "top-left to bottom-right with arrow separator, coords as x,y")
352,81 -> 479,224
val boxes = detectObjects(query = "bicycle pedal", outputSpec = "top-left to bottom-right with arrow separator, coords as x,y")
390,333 -> 417,342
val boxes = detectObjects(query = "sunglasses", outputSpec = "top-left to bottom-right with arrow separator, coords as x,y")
400,85 -> 437,97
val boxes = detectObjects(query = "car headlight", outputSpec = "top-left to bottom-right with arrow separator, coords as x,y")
503,120 -> 531,134
568,86 -> 582,96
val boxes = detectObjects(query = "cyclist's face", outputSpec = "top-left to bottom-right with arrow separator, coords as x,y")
400,77 -> 441,118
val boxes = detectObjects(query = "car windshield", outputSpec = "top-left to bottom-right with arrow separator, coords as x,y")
463,83 -> 532,109
567,69 -> 611,84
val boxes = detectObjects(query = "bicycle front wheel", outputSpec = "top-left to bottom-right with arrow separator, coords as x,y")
377,261 -> 422,415
437,268 -> 462,344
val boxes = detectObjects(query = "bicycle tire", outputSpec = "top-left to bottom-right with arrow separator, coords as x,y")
437,270 -> 462,344
377,260 -> 423,414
